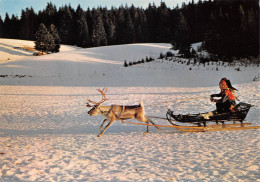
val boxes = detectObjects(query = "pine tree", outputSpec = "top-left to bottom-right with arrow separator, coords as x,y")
43,33 -> 55,53
35,23 -> 55,53
86,8 -> 93,39
131,7 -> 147,43
145,3 -> 159,42
245,7 -> 259,57
115,6 -> 135,44
157,2 -> 171,42
42,2 -> 58,27
19,10 -> 29,39
91,9 -> 107,47
9,15 -> 19,39
19,8 -> 36,40
75,5 -> 90,47
49,24 -> 61,52
3,13 -> 11,38
173,12 -> 191,57
123,8 -> 135,43
58,5 -> 74,45
102,7 -> 116,45
115,7 -> 125,44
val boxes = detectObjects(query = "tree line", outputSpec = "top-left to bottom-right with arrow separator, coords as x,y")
0,0 -> 258,59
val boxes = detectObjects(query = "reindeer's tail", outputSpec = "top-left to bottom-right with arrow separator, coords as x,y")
140,101 -> 161,130
140,101 -> 145,115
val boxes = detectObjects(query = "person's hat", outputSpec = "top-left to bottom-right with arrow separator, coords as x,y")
219,78 -> 228,89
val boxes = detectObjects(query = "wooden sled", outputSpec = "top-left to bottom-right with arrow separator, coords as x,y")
165,102 -> 260,132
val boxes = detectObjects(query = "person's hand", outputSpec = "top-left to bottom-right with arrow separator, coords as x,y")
210,97 -> 214,102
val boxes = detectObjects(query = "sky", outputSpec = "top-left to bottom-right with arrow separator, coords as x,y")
0,0 -> 196,19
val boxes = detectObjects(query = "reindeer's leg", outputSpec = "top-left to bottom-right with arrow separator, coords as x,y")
98,120 -> 114,137
143,118 -> 150,134
100,119 -> 107,131
145,125 -> 149,134
146,117 -> 161,130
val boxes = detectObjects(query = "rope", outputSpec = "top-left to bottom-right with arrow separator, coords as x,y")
147,116 -> 168,120
120,119 -> 203,129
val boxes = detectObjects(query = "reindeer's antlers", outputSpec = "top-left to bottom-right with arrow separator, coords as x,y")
86,99 -> 97,107
97,88 -> 108,104
86,88 -> 108,107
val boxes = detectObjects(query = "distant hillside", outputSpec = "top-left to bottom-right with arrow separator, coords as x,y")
0,39 -> 258,87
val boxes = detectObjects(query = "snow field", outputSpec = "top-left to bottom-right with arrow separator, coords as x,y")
0,39 -> 259,181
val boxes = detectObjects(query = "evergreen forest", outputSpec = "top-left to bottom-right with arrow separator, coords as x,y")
0,0 -> 259,59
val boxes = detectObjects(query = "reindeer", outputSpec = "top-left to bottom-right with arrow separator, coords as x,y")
87,88 -> 160,137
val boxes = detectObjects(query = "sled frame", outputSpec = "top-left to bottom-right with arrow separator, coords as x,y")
120,117 -> 260,132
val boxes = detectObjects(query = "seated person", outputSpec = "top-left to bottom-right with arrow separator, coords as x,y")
210,78 -> 238,113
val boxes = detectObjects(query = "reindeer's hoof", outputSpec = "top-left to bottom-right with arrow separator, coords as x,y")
98,134 -> 102,137
143,132 -> 149,135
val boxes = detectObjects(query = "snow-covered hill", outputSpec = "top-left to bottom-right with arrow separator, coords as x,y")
0,39 -> 259,181
0,39 -> 258,87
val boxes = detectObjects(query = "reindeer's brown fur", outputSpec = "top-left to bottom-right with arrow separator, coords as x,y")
87,89 -> 160,137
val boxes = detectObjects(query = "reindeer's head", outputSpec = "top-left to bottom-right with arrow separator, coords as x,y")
87,88 -> 108,116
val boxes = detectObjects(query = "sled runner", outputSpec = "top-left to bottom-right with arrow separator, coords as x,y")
165,102 -> 260,132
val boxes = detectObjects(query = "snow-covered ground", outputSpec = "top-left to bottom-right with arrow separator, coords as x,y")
0,39 -> 259,181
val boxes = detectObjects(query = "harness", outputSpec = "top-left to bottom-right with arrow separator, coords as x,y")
110,105 -> 125,120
